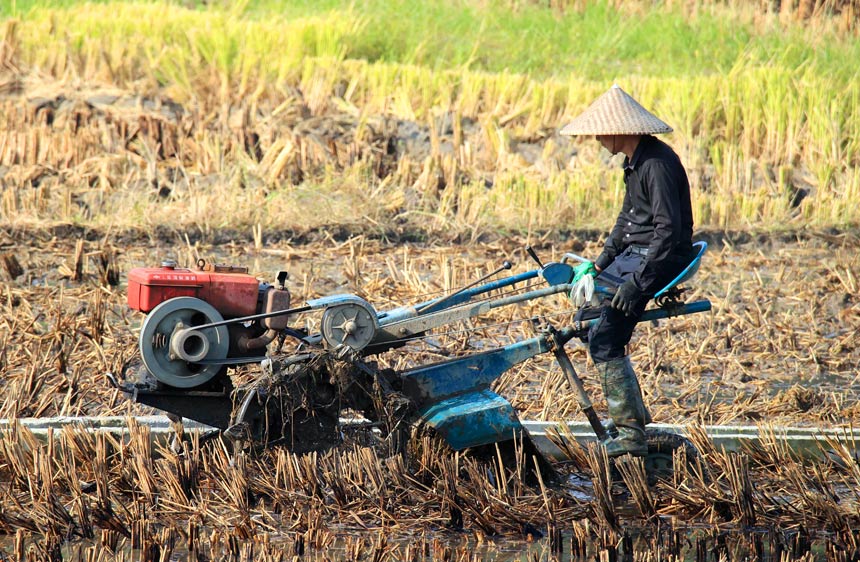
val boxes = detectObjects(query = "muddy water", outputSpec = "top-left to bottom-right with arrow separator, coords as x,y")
0,516 -> 835,561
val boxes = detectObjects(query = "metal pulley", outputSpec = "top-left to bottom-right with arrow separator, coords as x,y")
320,301 -> 378,351
139,297 -> 230,388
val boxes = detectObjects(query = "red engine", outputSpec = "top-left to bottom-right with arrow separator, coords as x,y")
128,260 -> 292,389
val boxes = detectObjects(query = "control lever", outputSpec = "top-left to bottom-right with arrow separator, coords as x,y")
525,245 -> 545,269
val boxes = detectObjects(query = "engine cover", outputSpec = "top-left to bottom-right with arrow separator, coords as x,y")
128,262 -> 260,317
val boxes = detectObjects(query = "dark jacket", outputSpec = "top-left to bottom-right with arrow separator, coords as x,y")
594,135 -> 694,294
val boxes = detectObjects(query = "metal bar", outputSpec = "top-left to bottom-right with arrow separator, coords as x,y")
414,269 -> 540,314
570,300 -> 713,333
562,252 -> 589,264
415,260 -> 512,313
639,300 -> 712,319
6,416 -> 857,462
521,420 -> 860,462
187,304 -> 312,331
0,416 -> 220,447
487,283 -> 572,309
375,301 -> 491,342
375,275 -> 558,342
549,329 -> 609,442
196,356 -> 267,365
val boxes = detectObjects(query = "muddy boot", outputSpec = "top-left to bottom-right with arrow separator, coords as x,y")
598,357 -> 648,457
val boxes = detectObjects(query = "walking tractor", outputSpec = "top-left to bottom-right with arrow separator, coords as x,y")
117,243 -> 710,476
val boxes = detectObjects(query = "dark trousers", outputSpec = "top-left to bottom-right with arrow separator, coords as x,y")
587,247 -> 687,364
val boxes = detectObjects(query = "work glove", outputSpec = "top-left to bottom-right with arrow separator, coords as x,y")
572,261 -> 597,284
569,261 -> 598,308
611,279 -> 641,316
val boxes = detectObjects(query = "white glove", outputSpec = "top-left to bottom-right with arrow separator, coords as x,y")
569,275 -> 599,308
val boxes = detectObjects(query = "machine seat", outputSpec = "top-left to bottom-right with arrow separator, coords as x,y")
653,240 -> 707,299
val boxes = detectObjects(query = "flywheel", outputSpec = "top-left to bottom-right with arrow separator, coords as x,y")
139,297 -> 230,388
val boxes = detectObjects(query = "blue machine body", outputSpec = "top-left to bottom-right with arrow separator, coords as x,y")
310,247 -> 710,451
400,337 -> 550,449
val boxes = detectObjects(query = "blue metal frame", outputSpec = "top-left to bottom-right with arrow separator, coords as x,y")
381,269 -> 542,319
297,250 -> 710,451
379,241 -> 706,325
402,300 -> 711,450
378,261 -> 576,320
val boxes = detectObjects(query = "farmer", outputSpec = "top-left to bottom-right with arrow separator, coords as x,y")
560,85 -> 694,457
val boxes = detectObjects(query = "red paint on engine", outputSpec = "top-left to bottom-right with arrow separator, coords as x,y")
128,264 -> 260,317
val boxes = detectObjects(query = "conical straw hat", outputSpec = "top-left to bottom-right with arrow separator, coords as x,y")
560,85 -> 672,136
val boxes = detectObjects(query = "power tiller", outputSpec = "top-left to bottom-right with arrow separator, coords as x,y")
116,244 -> 710,464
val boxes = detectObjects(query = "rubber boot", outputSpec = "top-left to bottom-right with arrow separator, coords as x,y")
597,357 -> 648,457
629,369 -> 654,426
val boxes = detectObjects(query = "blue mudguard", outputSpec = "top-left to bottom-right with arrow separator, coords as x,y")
401,337 -> 550,403
418,389 -> 523,450
401,337 -> 552,450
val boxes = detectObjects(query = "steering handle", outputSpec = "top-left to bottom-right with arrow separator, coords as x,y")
561,252 -> 590,265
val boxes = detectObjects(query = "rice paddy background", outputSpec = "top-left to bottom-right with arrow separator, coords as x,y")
2,0 -> 860,560
1,0 -> 859,233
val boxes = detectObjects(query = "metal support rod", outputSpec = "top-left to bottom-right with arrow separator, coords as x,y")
416,260 -> 512,314
488,283 -> 573,309
566,300 -> 712,334
561,252 -> 589,264
549,328 -> 609,442
637,300 -> 712,321
416,269 -> 540,310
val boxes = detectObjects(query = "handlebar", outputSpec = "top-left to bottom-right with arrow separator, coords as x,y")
561,252 -> 590,265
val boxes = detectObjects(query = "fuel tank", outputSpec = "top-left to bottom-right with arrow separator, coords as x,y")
127,261 -> 260,318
